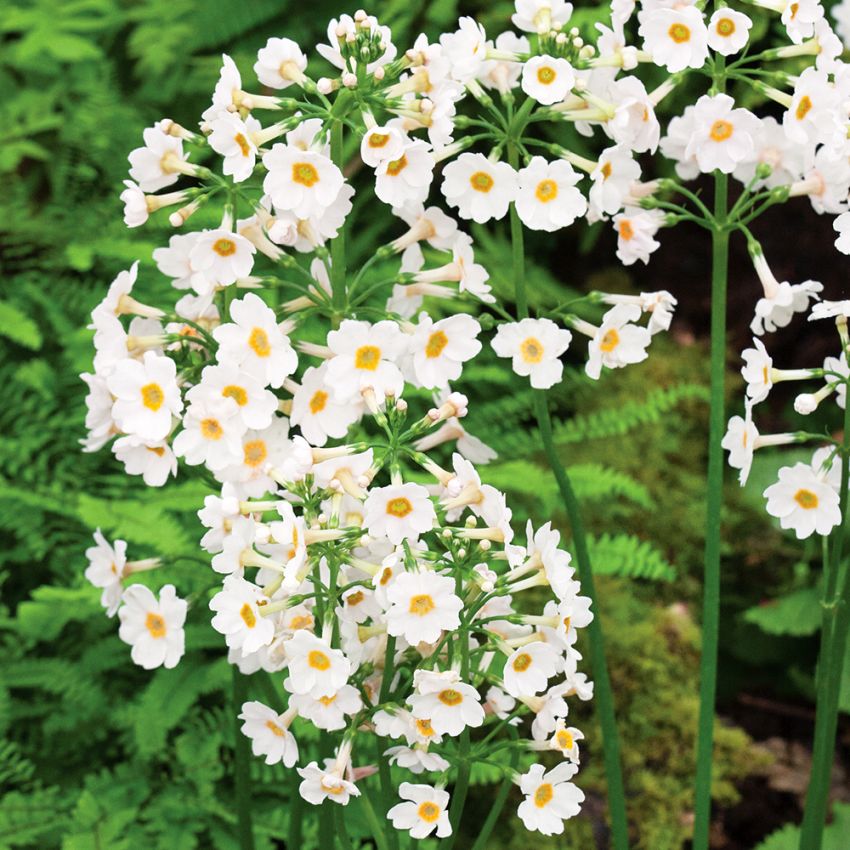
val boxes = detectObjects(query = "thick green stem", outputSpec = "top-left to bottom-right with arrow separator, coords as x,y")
232,668 -> 256,850
798,387 -> 850,849
692,167 -> 729,850
507,143 -> 630,850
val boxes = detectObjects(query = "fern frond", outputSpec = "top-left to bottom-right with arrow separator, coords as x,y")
583,533 -> 677,581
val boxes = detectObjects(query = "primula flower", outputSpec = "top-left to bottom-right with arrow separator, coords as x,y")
388,783 -> 452,839
612,208 -> 664,266
386,570 -> 463,645
639,6 -> 709,72
405,313 -> 482,389
253,37 -> 307,89
118,584 -> 187,670
441,153 -> 518,223
289,684 -> 363,731
410,679 -> 485,737
85,529 -> 127,617
127,126 -> 189,193
582,304 -> 652,380
189,228 -> 257,290
707,8 -> 752,54
208,112 -> 261,183
764,462 -> 842,538
439,16 -> 488,83
284,630 -> 351,699
512,0 -> 573,34
262,145 -> 346,219
491,318 -> 573,389
515,157 -> 587,232
588,145 -> 640,219
375,140 -> 436,207
521,55 -> 576,105
364,483 -> 437,545
684,93 -> 760,174
173,396 -> 246,471
516,762 -> 585,835
187,363 -> 278,431
239,701 -> 299,765
503,641 -> 564,698
112,436 -> 178,487
290,363 -> 364,446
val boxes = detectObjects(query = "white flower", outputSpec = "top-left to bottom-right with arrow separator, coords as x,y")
741,338 -> 774,403
589,145 -> 640,219
316,13 -> 396,73
107,352 -> 182,442
325,319 -> 407,402
85,529 -> 127,617
707,8 -> 752,54
262,145 -> 346,219
208,113 -> 261,183
585,304 -> 652,380
290,363 -> 364,446
118,584 -> 186,669
289,684 -> 362,731
218,418 -> 293,498
239,701 -> 299,765
153,232 -> 200,290
604,76 -> 660,154
297,761 -> 360,805
441,153 -> 518,223
639,6 -> 709,72
210,573 -> 275,656
284,630 -> 351,699
503,642 -> 564,698
112,436 -> 177,487
254,37 -> 307,89
612,208 -> 664,266
388,783 -> 452,839
722,407 -> 759,486
491,318 -> 572,389
783,0 -> 824,43
199,484 -> 242,553
386,570 -> 463,645
834,212 -> 850,255
173,396 -> 246,471
685,94 -> 760,175
764,462 -> 841,538
361,125 -> 406,168
409,679 -> 485,737
120,181 -> 149,227
521,55 -> 576,105
515,157 -> 587,232
189,228 -> 256,290
364,483 -> 437,545
750,252 -> 822,335
517,762 -> 584,835
783,68 -> 841,147
188,364 -> 278,431
406,313 -> 482,389
810,299 -> 850,321
479,32 -> 529,93
375,141 -> 435,207
128,126 -> 187,193
214,293 -> 298,388
439,16 -> 488,83
513,0 -> 573,33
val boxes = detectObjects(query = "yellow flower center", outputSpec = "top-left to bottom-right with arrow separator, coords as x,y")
309,389 -> 328,414
368,132 -> 391,148
234,133 -> 250,157
709,120 -> 734,142
534,783 -> 554,808
308,649 -> 331,670
470,171 -> 494,193
418,802 -> 441,823
716,17 -> 735,36
796,95 -> 813,121
248,327 -> 271,357
535,179 -> 558,203
292,162 -> 319,187
240,603 -> 257,628
409,594 -> 435,616
318,695 -> 337,706
320,779 -> 345,795
600,328 -> 620,352
557,729 -> 574,749
790,2 -> 799,18
243,439 -> 268,468
618,220 -> 634,241
145,612 -> 166,638
380,567 -> 393,586
266,720 -> 285,737
601,161 -> 612,180
520,337 -> 544,363
794,488 -> 819,510
141,382 -> 164,411
213,238 -> 237,257
668,23 -> 691,43
354,345 -> 381,370
438,688 -> 463,706
416,718 -> 435,737
512,652 -> 533,672
386,497 -> 414,518
346,590 -> 365,607
289,614 -> 313,630
223,385 -> 248,406
201,418 -> 223,440
536,65 -> 556,85
425,330 -> 449,358
386,155 -> 408,176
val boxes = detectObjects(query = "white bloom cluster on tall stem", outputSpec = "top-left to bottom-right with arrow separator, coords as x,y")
80,0 -> 850,845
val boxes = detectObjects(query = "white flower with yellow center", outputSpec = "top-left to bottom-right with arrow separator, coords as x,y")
388,783 -> 452,839
783,67 -> 841,147
407,313 -> 482,389
267,500 -> 308,577
512,0 -> 574,33
684,93 -> 760,174
722,405 -> 759,486
253,37 -> 307,89
516,157 -> 587,232
107,351 -> 183,442
262,144 -> 345,220
375,140 -> 435,207
764,462 -> 841,538
782,0 -> 823,43
604,76 -> 660,154
239,701 -> 299,766
360,125 -> 407,168
81,372 -> 115,452
290,363 -> 365,447
612,208 -> 664,266
707,8 -> 752,54
189,228 -> 256,291
217,418 -> 293,499
364,483 -> 437,545
516,762 -> 584,835
409,678 -> 485,737
118,584 -> 186,670
491,317 -> 572,389
386,570 -> 463,645
546,720 -> 584,762
638,6 -> 709,72
325,319 -> 407,402
288,684 -> 363,731
112,436 -> 177,488
749,251 -> 823,335
583,304 -> 652,380
438,16 -> 488,83
211,515 -> 257,575
503,641 -> 564,698
741,338 -> 774,403
521,55 -> 576,105
208,112 -> 261,183
441,152 -> 518,223
588,145 -> 641,219
173,396 -> 246,471
297,760 -> 361,806
153,232 -> 201,291
283,630 -> 351,699
85,529 -> 127,617
127,126 -> 189,193
210,573 -> 275,656
189,364 -> 278,431
214,293 -> 298,388
386,745 -> 451,774
199,483 -> 242,554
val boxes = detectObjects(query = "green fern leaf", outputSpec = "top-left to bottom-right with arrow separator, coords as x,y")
584,533 -> 677,581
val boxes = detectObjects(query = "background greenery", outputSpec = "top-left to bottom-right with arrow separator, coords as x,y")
2,0 -> 848,848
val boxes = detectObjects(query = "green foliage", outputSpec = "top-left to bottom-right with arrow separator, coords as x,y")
743,586 -> 823,637
754,803 -> 850,850
586,533 -> 677,582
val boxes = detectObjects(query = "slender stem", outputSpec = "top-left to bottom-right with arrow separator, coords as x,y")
467,727 -> 520,850
798,380 -> 850,849
232,668 -> 256,850
692,164 -> 729,850
329,108 -> 348,325
444,624 -> 472,850
360,789 -> 392,850
506,142 -> 630,850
